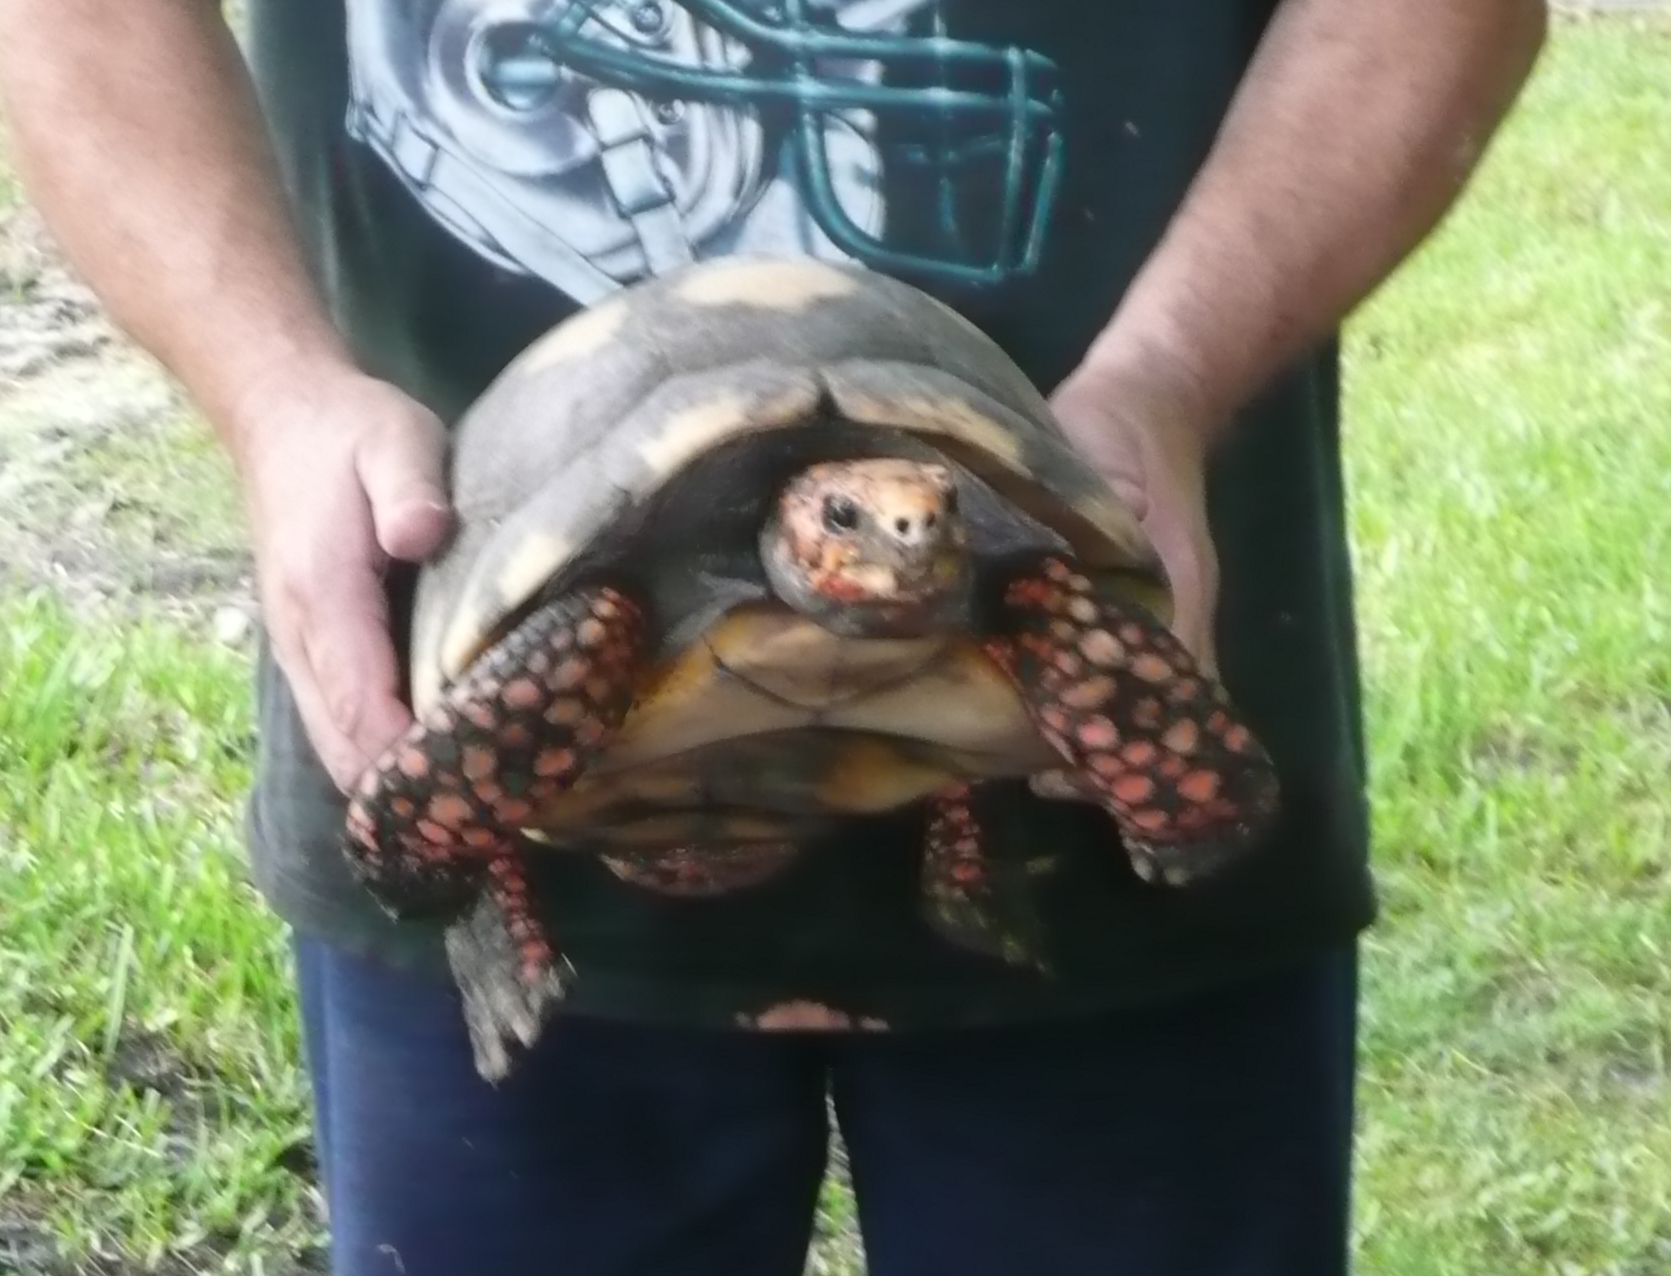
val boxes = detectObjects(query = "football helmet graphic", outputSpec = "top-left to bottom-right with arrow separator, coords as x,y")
346,0 -> 1066,300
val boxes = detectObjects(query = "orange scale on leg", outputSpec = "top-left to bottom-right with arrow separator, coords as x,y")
461,703 -> 499,730
1075,716 -> 1120,750
462,747 -> 498,781
1039,705 -> 1072,735
1089,753 -> 1125,779
1162,720 -> 1200,756
1131,653 -> 1175,685
1131,808 -> 1172,834
1050,650 -> 1084,678
1079,630 -> 1126,667
416,819 -> 454,846
1111,773 -> 1155,806
538,749 -> 578,780
546,697 -> 587,727
1169,768 -> 1223,798
1121,740 -> 1159,768
552,658 -> 589,691
426,793 -> 473,829
1066,596 -> 1098,624
1060,676 -> 1115,710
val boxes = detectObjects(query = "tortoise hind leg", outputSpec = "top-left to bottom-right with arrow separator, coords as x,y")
447,854 -> 567,1081
344,585 -> 646,1080
921,785 -> 1049,972
990,556 -> 1281,886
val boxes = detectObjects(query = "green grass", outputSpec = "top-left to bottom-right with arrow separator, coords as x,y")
0,600 -> 314,1266
1346,18 -> 1671,1271
1,15 -> 1670,1275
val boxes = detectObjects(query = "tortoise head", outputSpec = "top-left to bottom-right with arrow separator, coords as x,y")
761,457 -> 973,637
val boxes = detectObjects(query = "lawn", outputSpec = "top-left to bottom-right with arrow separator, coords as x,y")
2,16 -> 1670,1275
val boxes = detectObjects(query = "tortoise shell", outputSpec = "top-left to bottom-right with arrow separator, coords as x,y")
407,257 -> 1170,856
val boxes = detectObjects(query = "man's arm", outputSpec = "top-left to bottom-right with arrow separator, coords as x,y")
0,0 -> 453,790
1053,0 -> 1548,665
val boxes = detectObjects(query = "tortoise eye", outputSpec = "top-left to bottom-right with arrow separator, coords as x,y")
823,495 -> 861,532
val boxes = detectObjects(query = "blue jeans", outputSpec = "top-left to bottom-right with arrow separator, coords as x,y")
295,938 -> 1358,1276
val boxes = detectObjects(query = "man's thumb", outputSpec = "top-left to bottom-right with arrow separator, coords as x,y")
357,400 -> 454,563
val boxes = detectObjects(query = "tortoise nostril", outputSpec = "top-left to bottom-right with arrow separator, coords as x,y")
895,517 -> 911,536
925,513 -> 937,529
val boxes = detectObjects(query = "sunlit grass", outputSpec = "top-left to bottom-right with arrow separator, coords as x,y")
1345,18 -> 1671,1272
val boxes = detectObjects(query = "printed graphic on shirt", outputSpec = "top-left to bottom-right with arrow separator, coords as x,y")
344,0 -> 1066,301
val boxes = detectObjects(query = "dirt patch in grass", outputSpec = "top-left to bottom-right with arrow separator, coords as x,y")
0,203 -> 255,635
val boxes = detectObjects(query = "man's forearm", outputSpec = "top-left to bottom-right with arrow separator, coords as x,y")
1075,0 -> 1548,430
0,0 -> 355,461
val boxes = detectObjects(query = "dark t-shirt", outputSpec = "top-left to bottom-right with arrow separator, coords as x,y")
242,0 -> 1376,1029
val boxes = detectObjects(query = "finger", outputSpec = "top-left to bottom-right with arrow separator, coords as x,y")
261,599 -> 368,791
299,548 -> 416,789
355,396 -> 453,563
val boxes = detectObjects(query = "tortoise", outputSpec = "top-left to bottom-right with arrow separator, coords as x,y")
343,257 -> 1282,1080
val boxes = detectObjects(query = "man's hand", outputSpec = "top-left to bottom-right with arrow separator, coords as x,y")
1049,366 -> 1221,674
231,368 -> 453,790
1050,0 -> 1546,665
0,0 -> 463,791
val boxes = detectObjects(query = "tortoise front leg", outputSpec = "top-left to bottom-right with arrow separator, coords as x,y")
344,585 -> 646,1081
988,557 -> 1281,886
